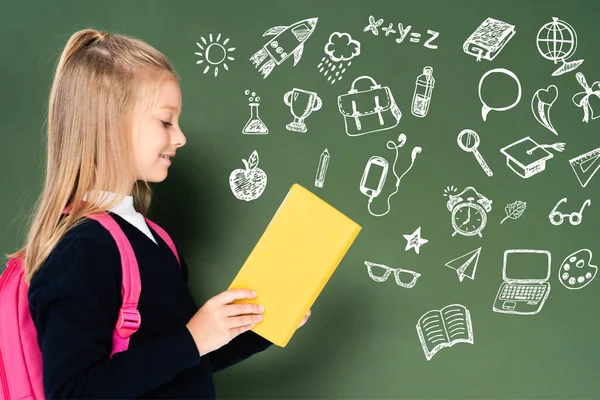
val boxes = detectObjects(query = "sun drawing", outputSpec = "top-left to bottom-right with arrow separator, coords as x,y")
194,33 -> 235,77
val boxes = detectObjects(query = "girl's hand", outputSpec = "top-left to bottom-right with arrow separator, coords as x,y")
297,309 -> 311,329
186,289 -> 264,356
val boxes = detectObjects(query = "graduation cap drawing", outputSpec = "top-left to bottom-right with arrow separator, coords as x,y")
500,136 -> 565,179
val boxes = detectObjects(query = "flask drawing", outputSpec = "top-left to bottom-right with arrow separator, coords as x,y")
411,66 -> 435,118
242,89 -> 269,134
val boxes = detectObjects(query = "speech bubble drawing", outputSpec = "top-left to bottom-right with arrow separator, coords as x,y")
478,68 -> 522,121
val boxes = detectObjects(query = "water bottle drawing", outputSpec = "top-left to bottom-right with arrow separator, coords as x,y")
242,89 -> 269,135
411,66 -> 435,118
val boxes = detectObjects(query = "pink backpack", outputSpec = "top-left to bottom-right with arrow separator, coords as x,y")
0,213 -> 180,400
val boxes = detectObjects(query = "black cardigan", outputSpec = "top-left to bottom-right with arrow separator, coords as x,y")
28,212 -> 272,399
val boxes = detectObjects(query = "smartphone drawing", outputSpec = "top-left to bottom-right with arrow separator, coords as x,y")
360,156 -> 388,198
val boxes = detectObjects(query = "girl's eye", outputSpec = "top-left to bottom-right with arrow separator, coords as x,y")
161,120 -> 172,128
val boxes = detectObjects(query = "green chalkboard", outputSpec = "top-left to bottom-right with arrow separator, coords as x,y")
2,0 -> 600,398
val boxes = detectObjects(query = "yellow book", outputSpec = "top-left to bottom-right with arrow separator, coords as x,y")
228,184 -> 362,347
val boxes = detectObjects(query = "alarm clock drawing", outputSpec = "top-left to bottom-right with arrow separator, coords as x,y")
446,186 -> 493,237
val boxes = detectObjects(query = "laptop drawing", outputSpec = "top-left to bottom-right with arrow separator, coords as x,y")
493,249 -> 551,315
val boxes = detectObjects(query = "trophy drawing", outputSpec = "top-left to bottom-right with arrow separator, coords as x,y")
283,88 -> 322,133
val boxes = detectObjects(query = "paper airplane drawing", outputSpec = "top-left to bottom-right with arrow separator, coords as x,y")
445,247 -> 481,282
250,17 -> 318,79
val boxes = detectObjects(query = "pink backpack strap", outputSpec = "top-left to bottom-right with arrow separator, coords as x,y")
85,214 -> 142,357
61,209 -> 182,358
90,215 -> 180,357
145,218 -> 181,268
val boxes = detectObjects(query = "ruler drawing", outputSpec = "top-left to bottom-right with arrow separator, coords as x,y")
569,147 -> 600,188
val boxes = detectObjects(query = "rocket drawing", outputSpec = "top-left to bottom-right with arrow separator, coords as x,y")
250,17 -> 318,79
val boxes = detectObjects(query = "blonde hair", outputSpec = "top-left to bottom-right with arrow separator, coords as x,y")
6,28 -> 179,284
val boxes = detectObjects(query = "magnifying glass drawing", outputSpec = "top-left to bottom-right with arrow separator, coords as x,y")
457,129 -> 494,177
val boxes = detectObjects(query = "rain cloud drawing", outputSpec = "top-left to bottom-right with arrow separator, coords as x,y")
317,32 -> 361,84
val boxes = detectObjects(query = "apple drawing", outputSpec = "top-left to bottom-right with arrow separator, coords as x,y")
229,150 -> 268,201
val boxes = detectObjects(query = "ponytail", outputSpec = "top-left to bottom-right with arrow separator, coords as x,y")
55,29 -> 110,73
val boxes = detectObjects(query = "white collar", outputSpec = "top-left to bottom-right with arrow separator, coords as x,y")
82,190 -> 157,244
82,190 -> 135,215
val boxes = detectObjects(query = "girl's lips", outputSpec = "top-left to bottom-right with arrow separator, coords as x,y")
159,155 -> 172,165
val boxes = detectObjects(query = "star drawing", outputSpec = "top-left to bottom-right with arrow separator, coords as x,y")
403,227 -> 428,254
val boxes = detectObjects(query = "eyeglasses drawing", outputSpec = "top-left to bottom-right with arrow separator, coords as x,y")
364,261 -> 421,289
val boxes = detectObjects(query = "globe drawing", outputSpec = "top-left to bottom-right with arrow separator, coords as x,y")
536,17 -> 584,76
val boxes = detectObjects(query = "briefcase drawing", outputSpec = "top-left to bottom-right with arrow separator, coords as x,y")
337,76 -> 402,137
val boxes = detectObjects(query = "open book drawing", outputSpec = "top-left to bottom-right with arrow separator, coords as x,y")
416,304 -> 474,361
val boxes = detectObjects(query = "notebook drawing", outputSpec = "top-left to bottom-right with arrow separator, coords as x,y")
228,183 -> 362,347
463,17 -> 516,62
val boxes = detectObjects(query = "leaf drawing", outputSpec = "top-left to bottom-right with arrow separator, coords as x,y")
500,200 -> 526,224
248,150 -> 260,170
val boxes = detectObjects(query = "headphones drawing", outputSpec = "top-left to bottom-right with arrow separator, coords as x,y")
360,133 -> 422,217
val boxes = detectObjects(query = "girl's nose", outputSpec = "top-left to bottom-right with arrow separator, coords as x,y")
174,129 -> 186,147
